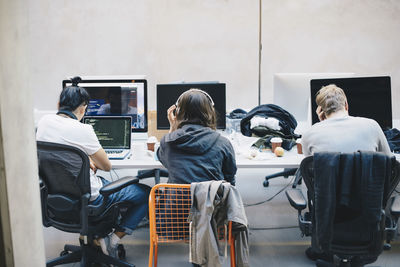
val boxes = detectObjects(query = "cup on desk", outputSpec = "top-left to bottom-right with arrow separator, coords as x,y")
296,139 -> 303,154
147,136 -> 158,152
270,137 -> 282,153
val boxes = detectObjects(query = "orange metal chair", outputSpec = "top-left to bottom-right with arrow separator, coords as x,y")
148,183 -> 236,267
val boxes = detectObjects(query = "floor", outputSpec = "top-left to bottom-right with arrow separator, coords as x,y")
43,168 -> 400,266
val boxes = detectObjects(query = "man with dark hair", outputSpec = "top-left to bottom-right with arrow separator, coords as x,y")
36,85 -> 150,258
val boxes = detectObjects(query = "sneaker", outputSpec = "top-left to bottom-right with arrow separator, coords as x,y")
99,235 -> 117,258
137,216 -> 150,228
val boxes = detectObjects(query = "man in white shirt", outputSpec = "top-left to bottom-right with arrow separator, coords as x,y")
36,81 -> 150,257
300,84 -> 392,261
302,84 -> 392,156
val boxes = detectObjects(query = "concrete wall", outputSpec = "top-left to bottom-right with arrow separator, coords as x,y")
29,0 -> 400,116
0,0 -> 46,266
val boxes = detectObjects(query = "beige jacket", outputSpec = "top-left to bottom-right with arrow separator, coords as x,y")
189,180 -> 249,267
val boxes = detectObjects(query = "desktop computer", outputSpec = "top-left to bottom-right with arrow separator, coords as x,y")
63,77 -> 148,133
310,76 -> 392,130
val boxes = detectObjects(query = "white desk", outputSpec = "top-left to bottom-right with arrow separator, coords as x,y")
111,139 -> 304,170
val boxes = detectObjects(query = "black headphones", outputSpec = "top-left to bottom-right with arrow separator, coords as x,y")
56,110 -> 78,120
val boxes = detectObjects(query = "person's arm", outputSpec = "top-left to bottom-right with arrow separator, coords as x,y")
301,132 -> 312,156
375,123 -> 392,156
222,142 -> 237,185
90,148 -> 112,171
167,105 -> 177,133
316,106 -> 326,121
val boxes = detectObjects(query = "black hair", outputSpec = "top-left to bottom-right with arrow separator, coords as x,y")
59,77 -> 90,111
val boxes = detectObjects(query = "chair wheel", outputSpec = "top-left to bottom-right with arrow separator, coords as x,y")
117,244 -> 126,259
60,250 -> 69,257
263,180 -> 270,187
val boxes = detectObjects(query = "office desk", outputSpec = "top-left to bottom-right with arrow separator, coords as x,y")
110,144 -> 304,170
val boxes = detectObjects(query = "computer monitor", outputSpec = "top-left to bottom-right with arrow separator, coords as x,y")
62,78 -> 148,132
273,73 -> 355,122
310,76 -> 392,130
157,83 -> 226,129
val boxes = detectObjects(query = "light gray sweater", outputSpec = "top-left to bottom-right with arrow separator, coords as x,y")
302,116 -> 392,157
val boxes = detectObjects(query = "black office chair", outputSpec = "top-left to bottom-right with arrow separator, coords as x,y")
263,168 -> 298,187
38,141 -> 139,267
286,152 -> 400,267
137,168 -> 169,185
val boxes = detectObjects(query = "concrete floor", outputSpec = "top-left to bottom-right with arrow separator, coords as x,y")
43,168 -> 400,267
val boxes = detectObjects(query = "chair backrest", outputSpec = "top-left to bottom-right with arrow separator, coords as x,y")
300,152 -> 400,259
149,183 -> 192,243
37,141 -> 91,228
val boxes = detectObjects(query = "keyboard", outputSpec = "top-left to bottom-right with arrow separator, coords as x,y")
105,149 -> 130,160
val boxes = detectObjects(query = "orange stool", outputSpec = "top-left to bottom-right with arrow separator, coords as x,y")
148,183 -> 236,267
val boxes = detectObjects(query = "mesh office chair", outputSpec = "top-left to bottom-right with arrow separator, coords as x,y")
148,183 -> 236,267
38,141 -> 139,267
286,152 -> 400,267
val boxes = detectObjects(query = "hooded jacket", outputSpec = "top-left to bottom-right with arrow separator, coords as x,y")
157,124 -> 237,185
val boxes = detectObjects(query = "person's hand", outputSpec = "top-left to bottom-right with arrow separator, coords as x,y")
89,158 -> 97,173
316,106 -> 326,121
167,105 -> 177,132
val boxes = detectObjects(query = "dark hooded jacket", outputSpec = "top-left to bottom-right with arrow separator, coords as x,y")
157,124 -> 237,185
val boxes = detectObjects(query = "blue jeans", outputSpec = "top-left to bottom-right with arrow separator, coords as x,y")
91,178 -> 151,235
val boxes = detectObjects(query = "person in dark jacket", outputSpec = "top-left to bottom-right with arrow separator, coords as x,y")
157,88 -> 237,185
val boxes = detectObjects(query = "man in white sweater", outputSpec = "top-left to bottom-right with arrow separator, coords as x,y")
302,84 -> 392,156
300,84 -> 393,262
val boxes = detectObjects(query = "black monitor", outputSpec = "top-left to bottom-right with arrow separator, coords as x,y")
310,76 -> 392,130
157,83 -> 226,129
62,78 -> 148,132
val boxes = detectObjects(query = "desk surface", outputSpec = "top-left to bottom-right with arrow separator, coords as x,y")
111,143 -> 304,169
110,133 -> 400,170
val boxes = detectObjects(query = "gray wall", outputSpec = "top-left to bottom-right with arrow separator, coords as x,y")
29,0 -> 400,117
1,0 -> 46,266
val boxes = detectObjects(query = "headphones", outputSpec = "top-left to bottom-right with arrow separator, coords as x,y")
57,109 -> 78,120
175,89 -> 214,115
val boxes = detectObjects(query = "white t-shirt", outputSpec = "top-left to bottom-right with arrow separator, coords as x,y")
36,114 -> 104,201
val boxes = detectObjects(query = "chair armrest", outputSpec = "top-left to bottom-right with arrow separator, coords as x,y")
286,189 -> 307,211
390,195 -> 400,217
100,176 -> 139,197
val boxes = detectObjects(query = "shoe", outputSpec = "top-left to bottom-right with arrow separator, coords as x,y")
99,235 -> 117,258
137,216 -> 150,228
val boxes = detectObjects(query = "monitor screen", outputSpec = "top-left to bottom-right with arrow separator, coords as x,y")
157,83 -> 226,129
63,79 -> 147,132
82,116 -> 131,149
310,76 -> 392,130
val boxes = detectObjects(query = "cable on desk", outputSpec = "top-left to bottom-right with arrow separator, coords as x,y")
112,169 -> 120,179
109,169 -> 114,181
244,176 -> 295,207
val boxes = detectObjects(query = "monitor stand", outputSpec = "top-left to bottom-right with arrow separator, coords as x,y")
132,132 -> 148,141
